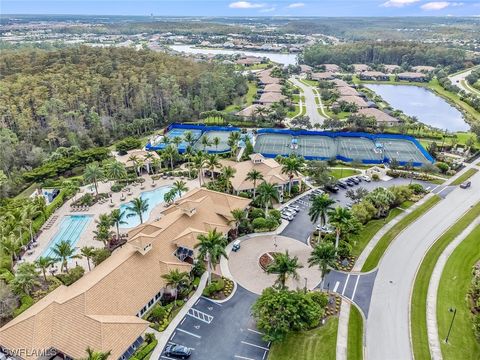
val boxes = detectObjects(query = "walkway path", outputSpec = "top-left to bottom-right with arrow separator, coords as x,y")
290,76 -> 325,126
336,300 -> 351,360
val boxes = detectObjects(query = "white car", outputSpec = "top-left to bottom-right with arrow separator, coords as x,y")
361,175 -> 371,182
316,224 -> 334,233
286,205 -> 300,212
281,213 -> 294,221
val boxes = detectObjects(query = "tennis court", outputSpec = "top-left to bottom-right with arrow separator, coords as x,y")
193,130 -> 238,153
165,128 -> 202,151
379,138 -> 429,164
337,137 -> 382,162
297,135 -> 336,158
254,133 -> 293,155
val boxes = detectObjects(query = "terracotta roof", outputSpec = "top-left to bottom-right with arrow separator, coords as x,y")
258,92 -> 286,104
235,104 -> 270,118
263,83 -> 283,93
361,71 -> 388,78
358,108 -> 400,124
311,72 -> 334,80
218,154 -> 301,192
412,65 -> 435,72
331,79 -> 349,88
236,56 -> 262,65
337,86 -> 359,96
397,72 -> 426,79
336,95 -> 369,108
0,189 -> 250,360
299,64 -> 312,73
323,64 -> 340,72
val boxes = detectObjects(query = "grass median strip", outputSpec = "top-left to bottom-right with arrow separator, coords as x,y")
347,305 -> 363,360
437,225 -> 480,359
450,168 -> 478,186
269,317 -> 338,360
361,195 -> 441,272
411,201 -> 480,360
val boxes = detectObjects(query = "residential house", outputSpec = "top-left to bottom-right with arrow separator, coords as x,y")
258,92 -> 287,105
311,72 -> 335,81
335,95 -> 369,108
236,56 -> 263,66
352,64 -> 370,73
236,104 -> 270,119
397,72 -> 427,82
263,83 -> 283,93
323,64 -> 340,73
412,65 -> 436,73
0,189 -> 250,360
357,108 -> 401,127
331,79 -> 350,88
337,86 -> 360,97
384,64 -> 401,73
299,64 -> 312,74
359,71 -> 390,81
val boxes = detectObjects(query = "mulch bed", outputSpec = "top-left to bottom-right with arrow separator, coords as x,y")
259,252 -> 279,271
324,294 -> 342,318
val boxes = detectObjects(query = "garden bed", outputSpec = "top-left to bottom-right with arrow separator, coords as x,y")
202,275 -> 234,300
259,252 -> 279,271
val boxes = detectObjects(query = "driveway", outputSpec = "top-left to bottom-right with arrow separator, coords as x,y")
161,286 -> 270,360
366,169 -> 480,360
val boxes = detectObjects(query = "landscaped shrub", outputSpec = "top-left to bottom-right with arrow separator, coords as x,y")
149,304 -> 166,323
56,266 -> 85,286
436,162 -> 450,173
290,184 -> 299,195
264,216 -> 279,230
110,183 -> 124,192
134,339 -> 158,360
409,183 -> 425,194
372,173 -> 380,181
252,217 -> 267,230
269,209 -> 282,221
238,192 -> 250,198
250,208 -> 265,219
116,137 -> 142,154
13,295 -> 34,317
92,248 -> 111,266
0,267 -> 14,283
307,291 -> 329,308
192,261 -> 206,278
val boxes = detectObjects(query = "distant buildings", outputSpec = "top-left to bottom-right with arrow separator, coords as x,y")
359,71 -> 390,81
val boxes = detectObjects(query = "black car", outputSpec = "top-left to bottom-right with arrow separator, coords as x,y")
337,181 -> 347,189
350,177 -> 360,184
325,184 -> 339,193
164,344 -> 192,359
345,179 -> 355,186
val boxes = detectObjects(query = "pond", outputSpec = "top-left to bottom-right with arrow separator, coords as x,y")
364,84 -> 468,132
169,44 -> 298,66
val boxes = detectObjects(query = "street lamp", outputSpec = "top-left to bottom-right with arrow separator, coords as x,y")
304,277 -> 308,293
445,307 -> 457,343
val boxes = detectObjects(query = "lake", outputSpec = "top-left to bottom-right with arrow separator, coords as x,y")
365,84 -> 468,132
169,44 -> 298,66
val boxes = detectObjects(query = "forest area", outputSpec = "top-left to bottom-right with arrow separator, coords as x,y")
0,46 -> 248,197
301,41 -> 470,69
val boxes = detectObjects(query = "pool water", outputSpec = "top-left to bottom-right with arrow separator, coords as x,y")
119,186 -> 175,228
40,215 -> 93,259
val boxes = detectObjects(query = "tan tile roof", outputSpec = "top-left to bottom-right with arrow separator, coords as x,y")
358,108 -> 400,124
263,84 -> 283,93
384,64 -> 400,73
336,95 -> 369,108
218,154 -> 301,192
235,104 -> 271,118
397,72 -> 426,79
337,86 -> 359,96
412,65 -> 435,72
258,92 -> 286,104
353,64 -> 370,72
323,64 -> 340,72
311,72 -> 334,80
331,79 -> 350,88
0,189 -> 250,360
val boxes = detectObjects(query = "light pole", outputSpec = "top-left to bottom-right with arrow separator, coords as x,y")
445,307 -> 457,343
304,277 -> 308,293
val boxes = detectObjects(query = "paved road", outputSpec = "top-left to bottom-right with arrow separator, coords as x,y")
290,77 -> 325,126
448,67 -> 480,95
161,286 -> 270,360
366,169 -> 480,360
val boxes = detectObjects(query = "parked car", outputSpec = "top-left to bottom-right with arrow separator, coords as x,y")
288,205 -> 300,212
355,176 -> 363,182
350,177 -> 360,184
361,175 -> 371,182
316,224 -> 334,233
281,213 -> 294,221
345,179 -> 355,186
164,344 -> 192,359
325,184 -> 339,193
337,181 -> 347,189
282,209 -> 296,217
460,181 -> 472,189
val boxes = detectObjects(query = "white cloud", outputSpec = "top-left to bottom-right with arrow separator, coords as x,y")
287,2 -> 305,8
259,7 -> 277,12
421,2 -> 464,10
381,0 -> 420,8
229,1 -> 265,9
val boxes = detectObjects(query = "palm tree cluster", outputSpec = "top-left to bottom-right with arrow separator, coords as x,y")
194,229 -> 228,285
94,209 -> 127,245
266,250 -> 303,289
163,180 -> 189,205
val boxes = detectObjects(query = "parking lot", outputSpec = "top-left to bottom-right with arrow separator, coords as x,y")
161,286 -> 270,360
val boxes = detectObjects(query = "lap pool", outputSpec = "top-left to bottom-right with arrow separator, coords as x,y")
119,185 -> 175,228
40,215 -> 93,259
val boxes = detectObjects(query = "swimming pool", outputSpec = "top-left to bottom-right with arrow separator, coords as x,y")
40,215 -> 93,259
119,185 -> 175,228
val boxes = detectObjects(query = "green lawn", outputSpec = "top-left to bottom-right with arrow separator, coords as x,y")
411,202 -> 480,360
450,168 -> 478,186
352,207 -> 403,257
300,79 -> 319,87
224,81 -> 257,112
437,225 -> 480,360
361,195 -> 441,272
330,168 -> 361,180
347,305 -> 363,360
269,317 -> 339,360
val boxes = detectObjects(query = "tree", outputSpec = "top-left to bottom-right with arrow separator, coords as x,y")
220,165 -> 236,194
205,154 -> 221,180
193,152 -> 207,186
246,169 -> 264,199
126,197 -> 149,224
161,269 -> 190,306
10,262 -> 40,296
252,287 -> 323,342
328,207 -> 354,249
35,256 -> 54,281
21,203 -> 42,243
172,180 -> 188,198
194,229 -> 228,285
52,240 -> 78,273
80,246 -> 96,271
109,209 -> 126,239
84,162 -> 104,195
230,208 -> 246,238
212,136 -> 221,152
0,282 -> 16,321
183,131 -> 196,147
281,155 -> 303,196
82,347 -> 111,360
163,188 -> 177,205
345,187 -> 369,204
105,161 -> 127,181
266,251 -> 303,289
0,234 -> 21,269
201,135 -> 211,151
257,182 -> 279,214
309,194 -> 335,228
308,243 -> 336,285
228,132 -> 241,158
163,144 -> 178,170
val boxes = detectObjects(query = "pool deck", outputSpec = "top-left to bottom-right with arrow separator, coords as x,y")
22,175 -> 200,272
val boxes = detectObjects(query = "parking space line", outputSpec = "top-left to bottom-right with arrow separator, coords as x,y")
241,341 -> 270,351
342,274 -> 350,296
234,356 -> 255,360
180,317 -> 186,325
176,328 -> 201,338
248,328 -> 265,335
351,274 -> 360,301
187,308 -> 213,324
262,350 -> 268,360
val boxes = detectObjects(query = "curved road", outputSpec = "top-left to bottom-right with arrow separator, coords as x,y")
448,66 -> 480,95
290,76 -> 326,126
366,165 -> 480,360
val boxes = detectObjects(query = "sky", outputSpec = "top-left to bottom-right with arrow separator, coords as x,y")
2,0 -> 480,17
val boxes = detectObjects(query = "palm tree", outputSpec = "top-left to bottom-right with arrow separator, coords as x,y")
266,250 -> 303,289
82,347 -> 111,360
109,209 -> 126,239
257,182 -> 279,215
183,131 -> 196,147
172,136 -> 182,149
246,169 -> 264,199
128,155 -> 140,175
35,256 -> 54,282
126,197 -> 149,224
212,136 -> 221,152
327,207 -> 353,250
84,162 -> 104,195
11,262 -> 39,296
206,154 -> 221,180
220,165 -> 236,194
151,157 -> 162,175
172,180 -> 188,197
161,269 -> 190,306
105,161 -> 127,181
230,208 -> 246,238
80,246 -> 96,271
194,229 -> 228,285
21,203 -> 42,243
0,234 -> 21,269
163,189 -> 177,205
228,132 -> 241,159
193,152 -> 207,186
309,194 -> 335,239
201,135 -> 211,151
163,144 -> 177,170
308,242 -> 336,285
52,240 -> 78,273
281,155 -> 303,196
